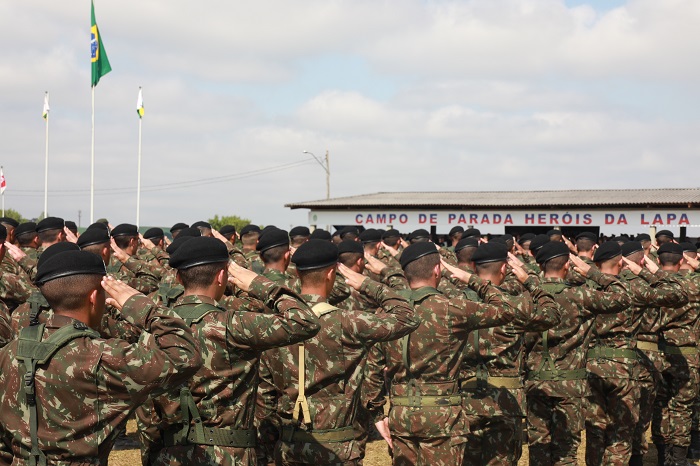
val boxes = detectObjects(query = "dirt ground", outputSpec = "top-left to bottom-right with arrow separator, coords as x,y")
109,420 -> 694,465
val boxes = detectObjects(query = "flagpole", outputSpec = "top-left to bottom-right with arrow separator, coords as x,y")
44,92 -> 50,217
1,166 -> 4,217
90,86 -> 95,224
136,88 -> 142,228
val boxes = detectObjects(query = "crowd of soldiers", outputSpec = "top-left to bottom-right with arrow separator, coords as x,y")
0,215 -> 698,466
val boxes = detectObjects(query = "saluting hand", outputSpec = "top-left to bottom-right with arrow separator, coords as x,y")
102,275 -> 139,310
441,259 -> 471,283
643,255 -> 659,273
338,263 -> 367,291
3,242 -> 26,262
64,227 -> 78,243
364,253 -> 387,274
139,234 -> 156,251
622,256 -> 642,275
507,253 -> 529,284
210,228 -> 228,244
380,242 -> 400,258
569,254 -> 591,276
111,238 -> 130,263
227,261 -> 257,292
684,252 -> 700,270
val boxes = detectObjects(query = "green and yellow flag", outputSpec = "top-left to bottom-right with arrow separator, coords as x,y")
91,0 -> 111,87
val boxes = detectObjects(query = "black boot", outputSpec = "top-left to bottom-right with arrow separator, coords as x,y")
629,453 -> 644,466
656,444 -> 666,466
688,431 -> 700,459
672,445 -> 689,465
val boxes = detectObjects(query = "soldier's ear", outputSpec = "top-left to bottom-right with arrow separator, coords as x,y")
175,271 -> 184,286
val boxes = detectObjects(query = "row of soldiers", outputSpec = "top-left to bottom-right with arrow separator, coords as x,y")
0,216 -> 698,466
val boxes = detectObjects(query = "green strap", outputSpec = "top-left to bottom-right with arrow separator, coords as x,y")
174,303 -> 221,326
27,292 -> 49,326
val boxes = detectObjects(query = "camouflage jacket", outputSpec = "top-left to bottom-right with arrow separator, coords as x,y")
0,256 -> 35,311
262,268 -> 300,293
657,270 -> 700,347
145,277 -> 320,465
106,255 -> 159,294
0,301 -> 11,348
136,247 -> 167,279
223,241 -> 248,268
244,250 -> 264,274
524,269 -> 631,397
0,294 -> 201,465
259,280 -> 419,462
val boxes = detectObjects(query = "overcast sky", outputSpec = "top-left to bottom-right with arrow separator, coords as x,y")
1,0 -> 699,230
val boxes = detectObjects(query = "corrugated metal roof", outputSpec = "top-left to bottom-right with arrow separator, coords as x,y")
286,189 -> 700,209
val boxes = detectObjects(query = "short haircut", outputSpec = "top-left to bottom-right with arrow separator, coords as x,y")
114,235 -> 135,250
576,238 -> 596,253
290,236 -> 308,248
404,253 -> 440,283
38,229 -> 61,244
261,245 -> 289,264
298,265 -> 334,287
241,232 -> 259,247
81,243 -> 108,258
542,255 -> 568,274
338,252 -> 362,267
456,247 -> 476,264
596,256 -> 621,269
475,261 -> 505,276
656,236 -> 672,245
659,252 -> 682,266
178,262 -> 227,290
17,232 -> 38,247
410,237 -> 430,244
40,274 -> 103,312
626,251 -> 644,264
383,236 -> 400,248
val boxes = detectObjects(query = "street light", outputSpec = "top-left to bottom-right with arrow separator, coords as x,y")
303,150 -> 330,200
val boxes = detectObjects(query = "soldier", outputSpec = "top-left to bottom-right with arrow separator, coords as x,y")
65,220 -> 79,237
525,241 -> 631,466
241,225 -> 264,273
309,229 -> 331,241
35,217 -> 66,254
192,221 -> 214,237
14,222 -> 39,259
257,227 -> 298,291
636,233 -> 653,258
377,229 -> 402,267
651,243 -> 700,464
289,226 -> 310,250
548,229 -> 563,243
170,222 -> 189,240
0,225 -> 34,312
0,249 -> 202,465
454,237 -> 478,271
141,228 -> 169,265
0,217 -> 18,244
139,236 -> 320,466
447,226 -> 464,250
259,239 -> 419,465
219,225 -> 237,243
108,224 -> 160,294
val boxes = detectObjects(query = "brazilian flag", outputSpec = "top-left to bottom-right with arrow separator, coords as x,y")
91,0 -> 112,87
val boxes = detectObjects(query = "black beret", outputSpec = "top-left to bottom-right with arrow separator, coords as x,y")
408,229 -> 430,241
575,232 -> 597,242
36,216 -> 64,233
289,226 -> 310,238
359,228 -> 383,244
76,228 -> 110,248
256,228 -> 290,252
518,233 -> 536,245
635,233 -> 651,242
291,239 -> 338,271
15,222 -> 37,237
65,221 -> 78,232
529,234 -> 550,254
165,236 -> 195,255
170,222 -> 189,233
37,242 -> 81,269
535,242 -> 570,265
191,221 -> 211,229
143,227 -> 164,240
547,229 -> 562,237
455,237 -> 479,253
490,236 -> 507,244
471,243 -> 508,264
240,224 -> 261,236
177,227 -> 202,238
339,227 -> 359,239
448,226 -> 464,237
0,224 -> 6,242
0,217 -> 19,228
219,225 -> 236,237
616,236 -> 630,244
491,234 -> 513,245
463,228 -> 481,239
381,229 -> 401,240
399,242 -> 439,269
110,223 -> 138,238
338,240 -> 364,255
169,236 -> 229,270
86,222 -> 109,232
680,242 -> 697,253
262,225 -> 277,232
621,241 -> 644,257
593,241 -> 622,262
658,243 -> 683,256
95,218 -> 109,225
655,230 -> 674,239
35,250 -> 106,286
310,229 -> 332,241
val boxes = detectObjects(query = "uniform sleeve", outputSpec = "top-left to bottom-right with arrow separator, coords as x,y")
378,266 -> 409,291
97,295 -> 202,403
363,343 -> 389,422
225,276 -> 321,350
449,275 -> 517,331
122,256 -> 160,293
502,276 -> 561,332
343,279 -> 419,345
637,269 -> 689,308
579,269 -> 631,315
0,271 -> 34,308
0,303 -> 12,348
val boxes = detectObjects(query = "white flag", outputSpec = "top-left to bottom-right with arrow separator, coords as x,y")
136,88 -> 144,118
42,92 -> 50,120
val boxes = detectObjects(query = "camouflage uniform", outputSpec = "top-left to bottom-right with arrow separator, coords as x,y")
0,294 -> 201,465
461,277 -> 561,466
364,275 -> 555,466
0,256 -> 35,311
106,255 -> 159,294
586,268 -> 688,465
260,278 -> 419,465
524,268 -> 631,466
142,276 -> 320,466
0,301 -> 11,348
651,270 -> 700,457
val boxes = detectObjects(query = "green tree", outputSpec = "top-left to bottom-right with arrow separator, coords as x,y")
1,208 -> 27,223
208,215 -> 253,232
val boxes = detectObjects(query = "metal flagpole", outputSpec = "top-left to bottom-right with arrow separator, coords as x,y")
1,166 -> 4,217
136,88 -> 143,228
90,86 -> 95,224
44,92 -> 50,217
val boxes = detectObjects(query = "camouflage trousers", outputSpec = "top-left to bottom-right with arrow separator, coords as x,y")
632,349 -> 666,456
274,439 -> 361,465
526,393 -> 584,466
651,353 -> 700,447
391,435 -> 466,466
584,374 -> 640,466
462,388 -> 524,466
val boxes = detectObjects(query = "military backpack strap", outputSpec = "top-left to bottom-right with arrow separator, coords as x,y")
16,322 -> 99,466
27,292 -> 49,326
292,302 -> 339,427
173,303 -> 222,326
